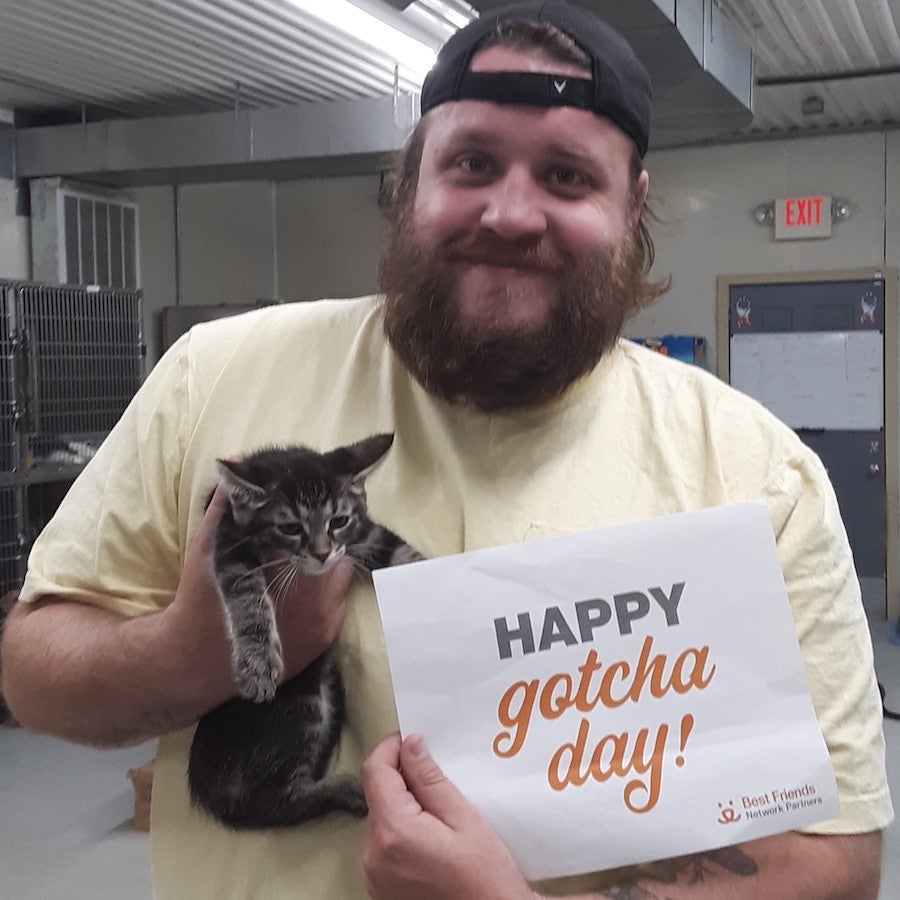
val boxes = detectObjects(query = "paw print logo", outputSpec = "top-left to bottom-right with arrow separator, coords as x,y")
860,291 -> 877,326
717,800 -> 741,825
735,296 -> 752,329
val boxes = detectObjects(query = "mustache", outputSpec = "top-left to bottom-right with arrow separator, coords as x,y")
439,236 -> 566,272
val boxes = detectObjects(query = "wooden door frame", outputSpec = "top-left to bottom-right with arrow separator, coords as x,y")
716,267 -> 900,622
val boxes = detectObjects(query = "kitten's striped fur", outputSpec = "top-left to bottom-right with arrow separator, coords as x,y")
188,433 -> 421,830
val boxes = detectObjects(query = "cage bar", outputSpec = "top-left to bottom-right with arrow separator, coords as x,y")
15,283 -> 143,465
0,283 -> 18,474
0,280 -> 143,473
0,485 -> 25,595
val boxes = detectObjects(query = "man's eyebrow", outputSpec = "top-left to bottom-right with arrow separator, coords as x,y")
542,140 -> 605,168
441,129 -> 604,166
438,127 -> 504,150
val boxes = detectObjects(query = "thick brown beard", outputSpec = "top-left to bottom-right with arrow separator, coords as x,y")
380,215 -> 647,413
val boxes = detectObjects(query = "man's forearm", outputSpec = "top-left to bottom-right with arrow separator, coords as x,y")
549,831 -> 881,900
0,597 -> 234,747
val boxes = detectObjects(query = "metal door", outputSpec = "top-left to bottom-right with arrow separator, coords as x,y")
727,278 -> 886,584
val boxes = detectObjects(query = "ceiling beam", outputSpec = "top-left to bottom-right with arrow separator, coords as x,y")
14,92 -> 417,186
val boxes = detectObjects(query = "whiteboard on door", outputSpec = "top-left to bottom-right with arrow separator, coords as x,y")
729,331 -> 883,430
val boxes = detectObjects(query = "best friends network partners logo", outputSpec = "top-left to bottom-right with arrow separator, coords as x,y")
716,800 -> 741,825
717,784 -> 821,826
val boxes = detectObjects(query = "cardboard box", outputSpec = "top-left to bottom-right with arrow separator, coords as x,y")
127,760 -> 154,831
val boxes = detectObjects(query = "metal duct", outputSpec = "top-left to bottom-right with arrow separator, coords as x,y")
15,93 -> 418,186
14,0 -> 754,186
472,0 -> 754,146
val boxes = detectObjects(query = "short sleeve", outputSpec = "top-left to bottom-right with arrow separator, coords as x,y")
764,448 -> 894,833
20,333 -> 194,617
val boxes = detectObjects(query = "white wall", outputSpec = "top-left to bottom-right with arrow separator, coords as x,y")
276,176 -> 387,303
0,178 -> 31,281
131,128 -> 900,371
134,174 -> 387,365
887,131 -> 900,270
134,186 -> 177,362
629,131 -> 895,372
178,181 -> 276,307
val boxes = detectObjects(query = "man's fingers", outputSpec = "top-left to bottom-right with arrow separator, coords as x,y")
321,554 -> 355,597
398,733 -> 471,829
190,484 -> 228,556
362,733 -> 415,811
367,731 -> 402,770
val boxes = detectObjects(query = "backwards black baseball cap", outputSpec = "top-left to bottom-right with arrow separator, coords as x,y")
420,0 -> 652,157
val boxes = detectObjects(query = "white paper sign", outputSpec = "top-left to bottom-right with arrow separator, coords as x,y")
373,501 -> 840,881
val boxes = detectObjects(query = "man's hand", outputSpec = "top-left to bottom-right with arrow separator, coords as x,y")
361,732 -> 882,900
1,484 -> 355,746
272,554 -> 354,681
168,485 -> 355,696
362,732 -> 534,900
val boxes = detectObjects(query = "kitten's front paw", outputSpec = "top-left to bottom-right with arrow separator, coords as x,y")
234,649 -> 283,703
334,776 -> 369,818
345,785 -> 369,818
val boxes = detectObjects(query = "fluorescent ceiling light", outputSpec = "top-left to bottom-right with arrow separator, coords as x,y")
289,0 -> 440,82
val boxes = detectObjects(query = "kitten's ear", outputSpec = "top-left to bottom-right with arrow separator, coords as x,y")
216,459 -> 268,512
329,432 -> 395,480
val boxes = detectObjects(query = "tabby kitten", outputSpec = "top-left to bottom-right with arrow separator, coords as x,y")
188,432 -> 421,830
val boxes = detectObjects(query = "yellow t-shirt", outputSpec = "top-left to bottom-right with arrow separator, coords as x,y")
21,296 -> 893,898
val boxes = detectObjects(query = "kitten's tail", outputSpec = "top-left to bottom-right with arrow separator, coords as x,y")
189,772 -> 368,830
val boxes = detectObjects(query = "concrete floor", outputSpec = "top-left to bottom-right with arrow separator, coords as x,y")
0,730 -> 153,899
1,616 -> 898,899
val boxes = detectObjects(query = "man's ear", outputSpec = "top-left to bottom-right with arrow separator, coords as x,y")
632,169 -> 650,220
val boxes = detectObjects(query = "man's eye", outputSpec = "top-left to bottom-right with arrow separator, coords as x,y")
549,167 -> 585,188
278,523 -> 304,536
457,155 -> 491,176
329,515 -> 350,530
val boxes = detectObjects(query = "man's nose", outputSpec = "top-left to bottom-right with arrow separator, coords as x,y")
478,167 -> 548,241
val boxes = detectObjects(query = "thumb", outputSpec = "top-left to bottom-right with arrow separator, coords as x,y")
399,733 -> 471,828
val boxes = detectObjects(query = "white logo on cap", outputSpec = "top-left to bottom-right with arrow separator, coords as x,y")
553,79 -> 567,94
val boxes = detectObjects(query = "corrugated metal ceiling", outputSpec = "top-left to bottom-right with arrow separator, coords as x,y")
0,0 -> 898,145
720,0 -> 900,139
0,0 -> 470,119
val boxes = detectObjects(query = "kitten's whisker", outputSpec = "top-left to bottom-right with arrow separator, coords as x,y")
347,545 -> 387,571
271,574 -> 292,607
219,534 -> 262,555
268,564 -> 293,602
269,561 -> 301,607
347,558 -> 372,578
234,558 -> 290,586
282,568 -> 302,607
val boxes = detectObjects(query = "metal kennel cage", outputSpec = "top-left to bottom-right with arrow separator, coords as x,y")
1,280 -> 143,470
0,282 -> 19,475
0,486 -> 25,595
0,280 -> 143,593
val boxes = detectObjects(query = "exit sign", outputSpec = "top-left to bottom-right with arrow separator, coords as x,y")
774,195 -> 832,240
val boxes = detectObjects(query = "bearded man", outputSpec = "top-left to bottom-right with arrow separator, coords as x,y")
2,2 -> 890,898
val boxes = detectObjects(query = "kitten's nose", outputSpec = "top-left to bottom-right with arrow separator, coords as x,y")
310,538 -> 332,564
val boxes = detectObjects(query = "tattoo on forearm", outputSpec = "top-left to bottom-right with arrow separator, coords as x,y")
703,847 -> 759,877
598,847 -> 759,898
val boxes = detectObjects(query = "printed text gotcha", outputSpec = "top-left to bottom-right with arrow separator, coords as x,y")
491,583 -> 717,813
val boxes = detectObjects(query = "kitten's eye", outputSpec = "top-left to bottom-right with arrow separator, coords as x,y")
329,515 -> 350,531
277,522 -> 304,536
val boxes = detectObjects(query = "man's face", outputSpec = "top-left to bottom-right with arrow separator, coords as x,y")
381,45 -> 651,412
413,46 -> 647,336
